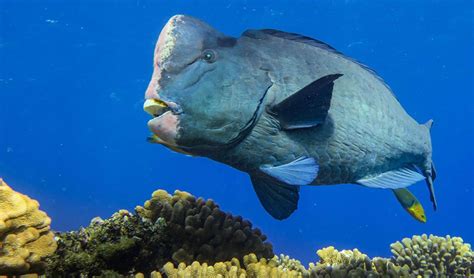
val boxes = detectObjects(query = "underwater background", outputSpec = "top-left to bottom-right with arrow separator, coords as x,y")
0,0 -> 472,265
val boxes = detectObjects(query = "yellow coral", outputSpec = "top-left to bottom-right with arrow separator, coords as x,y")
316,246 -> 368,266
160,253 -> 303,278
391,234 -> 474,276
0,179 -> 57,274
309,246 -> 375,277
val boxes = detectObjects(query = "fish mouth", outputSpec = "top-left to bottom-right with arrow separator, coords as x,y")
144,98 -> 181,145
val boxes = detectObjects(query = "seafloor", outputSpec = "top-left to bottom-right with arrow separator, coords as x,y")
0,179 -> 473,277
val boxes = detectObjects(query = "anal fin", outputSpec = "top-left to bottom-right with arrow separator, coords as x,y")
357,165 -> 425,189
251,175 -> 300,220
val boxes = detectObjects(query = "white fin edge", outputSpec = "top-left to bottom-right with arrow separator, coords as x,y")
357,166 -> 425,189
260,156 -> 319,186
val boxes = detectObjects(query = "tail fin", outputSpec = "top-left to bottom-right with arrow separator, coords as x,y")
426,174 -> 437,210
423,119 -> 437,210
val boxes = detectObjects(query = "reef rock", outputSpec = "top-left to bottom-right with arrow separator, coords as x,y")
0,178 -> 57,275
45,209 -> 169,276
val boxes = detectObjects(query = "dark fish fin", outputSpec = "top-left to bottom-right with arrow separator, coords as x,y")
260,156 -> 319,185
426,174 -> 438,211
250,175 -> 300,220
269,74 -> 342,130
357,165 -> 425,189
243,29 -> 395,98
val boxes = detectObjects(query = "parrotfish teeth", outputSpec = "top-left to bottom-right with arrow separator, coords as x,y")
143,99 -> 169,117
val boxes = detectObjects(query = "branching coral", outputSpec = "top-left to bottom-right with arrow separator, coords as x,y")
135,189 -> 273,264
390,234 -> 474,276
0,178 -> 57,275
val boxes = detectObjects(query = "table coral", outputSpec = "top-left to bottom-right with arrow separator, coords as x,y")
135,189 -> 274,265
0,178 -> 57,275
390,234 -> 474,276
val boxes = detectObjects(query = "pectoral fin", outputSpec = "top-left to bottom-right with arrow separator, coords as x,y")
357,165 -> 425,189
260,156 -> 319,185
251,175 -> 300,220
392,188 -> 427,223
269,74 -> 343,129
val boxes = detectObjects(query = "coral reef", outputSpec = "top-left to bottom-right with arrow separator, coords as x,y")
6,186 -> 471,277
45,189 -> 274,276
135,189 -> 273,264
156,240 -> 473,278
0,178 -> 57,275
390,234 -> 474,276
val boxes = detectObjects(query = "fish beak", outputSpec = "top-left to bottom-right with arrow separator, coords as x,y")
143,99 -> 169,117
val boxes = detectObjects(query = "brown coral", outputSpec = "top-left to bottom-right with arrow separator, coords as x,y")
135,189 -> 273,265
0,178 -> 57,274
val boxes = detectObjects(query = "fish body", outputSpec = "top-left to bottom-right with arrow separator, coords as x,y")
211,31 -> 431,185
144,15 -> 436,220
393,188 -> 427,223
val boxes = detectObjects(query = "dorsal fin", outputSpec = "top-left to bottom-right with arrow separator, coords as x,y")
243,29 -> 394,97
252,29 -> 341,53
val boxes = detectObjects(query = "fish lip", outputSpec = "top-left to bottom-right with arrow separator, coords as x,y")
147,109 -> 180,143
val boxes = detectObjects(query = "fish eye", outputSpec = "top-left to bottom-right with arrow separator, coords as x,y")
202,49 -> 216,63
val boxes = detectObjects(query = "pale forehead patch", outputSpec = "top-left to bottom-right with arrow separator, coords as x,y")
155,15 -> 185,65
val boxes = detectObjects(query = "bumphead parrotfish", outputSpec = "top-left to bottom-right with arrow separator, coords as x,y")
143,15 -> 437,220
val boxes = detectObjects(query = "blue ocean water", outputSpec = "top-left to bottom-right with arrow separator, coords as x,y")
0,0 -> 472,265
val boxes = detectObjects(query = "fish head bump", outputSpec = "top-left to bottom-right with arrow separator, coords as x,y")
144,15 -> 272,154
